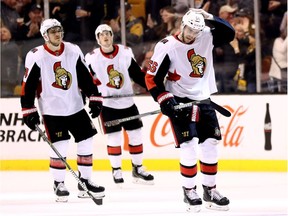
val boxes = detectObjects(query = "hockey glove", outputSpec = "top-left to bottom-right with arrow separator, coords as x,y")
22,107 -> 40,130
157,92 -> 179,118
89,94 -> 103,118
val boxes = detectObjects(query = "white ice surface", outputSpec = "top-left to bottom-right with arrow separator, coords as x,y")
0,171 -> 287,216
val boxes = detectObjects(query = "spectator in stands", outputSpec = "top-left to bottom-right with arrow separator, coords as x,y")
234,8 -> 255,36
15,3 -> 43,63
144,6 -> 181,42
260,0 -> 287,56
213,4 -> 239,93
218,4 -> 237,24
15,4 -> 43,41
145,0 -> 171,25
0,26 -> 21,97
229,0 -> 254,16
1,0 -> 21,39
171,0 -> 211,13
201,0 -> 226,16
103,0 -> 120,20
231,24 -> 256,93
74,0 -> 105,41
49,0 -> 104,43
49,0 -> 69,23
15,0 -> 36,23
145,0 -> 212,25
109,2 -> 144,47
171,0 -> 190,14
268,28 -> 287,92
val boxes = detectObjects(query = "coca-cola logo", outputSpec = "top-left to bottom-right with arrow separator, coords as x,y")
220,105 -> 247,147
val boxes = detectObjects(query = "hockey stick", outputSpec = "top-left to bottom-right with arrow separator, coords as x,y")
103,93 -> 231,117
104,109 -> 161,127
211,101 -> 231,117
104,99 -> 231,127
104,100 -> 211,127
35,125 -> 103,205
103,92 -> 145,99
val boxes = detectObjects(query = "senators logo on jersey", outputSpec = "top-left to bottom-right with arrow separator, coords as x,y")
106,64 -> 124,89
52,61 -> 72,90
187,49 -> 207,78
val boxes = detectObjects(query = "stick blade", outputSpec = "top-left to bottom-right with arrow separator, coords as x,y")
92,197 -> 103,205
87,191 -> 103,205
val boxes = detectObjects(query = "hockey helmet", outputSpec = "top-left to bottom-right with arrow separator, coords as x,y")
181,10 -> 205,32
95,24 -> 113,44
40,18 -> 63,41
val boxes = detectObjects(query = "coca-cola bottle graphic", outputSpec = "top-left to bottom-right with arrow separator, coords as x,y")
264,103 -> 272,150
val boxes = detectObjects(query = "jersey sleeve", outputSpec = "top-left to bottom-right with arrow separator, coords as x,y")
75,47 -> 100,97
84,52 -> 94,76
145,39 -> 171,101
207,16 -> 235,47
128,58 -> 147,89
20,50 -> 41,109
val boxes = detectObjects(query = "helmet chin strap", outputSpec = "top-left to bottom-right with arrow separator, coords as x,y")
43,34 -> 49,42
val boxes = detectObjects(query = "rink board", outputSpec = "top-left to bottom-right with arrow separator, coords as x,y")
0,95 -> 287,171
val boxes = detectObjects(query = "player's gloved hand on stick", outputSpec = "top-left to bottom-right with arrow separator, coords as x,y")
157,92 -> 179,118
89,94 -> 103,118
22,107 -> 40,130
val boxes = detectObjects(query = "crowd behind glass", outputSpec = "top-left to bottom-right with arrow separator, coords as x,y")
1,0 -> 287,98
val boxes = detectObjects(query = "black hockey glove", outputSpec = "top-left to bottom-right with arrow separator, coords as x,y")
88,94 -> 103,118
22,107 -> 40,130
157,92 -> 179,118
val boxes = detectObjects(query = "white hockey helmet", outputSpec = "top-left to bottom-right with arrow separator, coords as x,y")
40,18 -> 63,41
95,24 -> 113,44
181,10 -> 205,31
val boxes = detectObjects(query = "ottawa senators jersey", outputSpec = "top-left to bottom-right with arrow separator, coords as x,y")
145,16 -> 235,101
21,42 -> 99,116
85,44 -> 145,109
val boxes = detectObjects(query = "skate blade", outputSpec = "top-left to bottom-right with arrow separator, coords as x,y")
55,195 -> 68,202
205,202 -> 229,211
186,204 -> 201,213
78,191 -> 105,199
132,177 -> 154,185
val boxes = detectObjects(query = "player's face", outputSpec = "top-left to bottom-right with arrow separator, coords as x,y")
98,31 -> 113,48
47,26 -> 63,46
182,26 -> 201,43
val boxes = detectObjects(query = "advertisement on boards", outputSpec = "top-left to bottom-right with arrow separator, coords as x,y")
0,95 -> 287,170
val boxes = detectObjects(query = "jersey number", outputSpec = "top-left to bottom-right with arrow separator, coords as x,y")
147,60 -> 158,73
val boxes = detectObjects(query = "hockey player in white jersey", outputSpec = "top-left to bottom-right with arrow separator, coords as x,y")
145,9 -> 235,212
85,24 -> 154,186
21,18 -> 105,202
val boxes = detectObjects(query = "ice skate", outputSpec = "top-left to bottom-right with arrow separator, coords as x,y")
53,181 -> 69,202
112,168 -> 124,187
203,185 -> 229,211
183,186 -> 202,212
132,164 -> 154,185
77,174 -> 105,200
